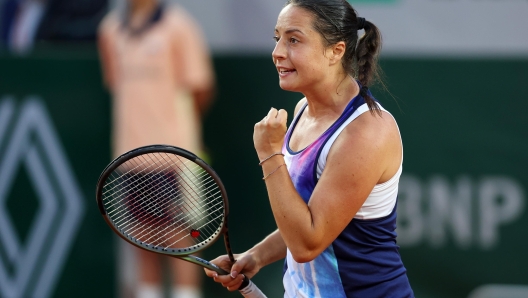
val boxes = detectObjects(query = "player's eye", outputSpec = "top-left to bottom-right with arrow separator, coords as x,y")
273,36 -> 280,43
289,37 -> 298,44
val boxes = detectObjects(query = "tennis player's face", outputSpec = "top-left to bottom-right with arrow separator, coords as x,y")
272,5 -> 329,92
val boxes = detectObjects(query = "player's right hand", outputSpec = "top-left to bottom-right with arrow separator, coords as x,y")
204,252 -> 260,292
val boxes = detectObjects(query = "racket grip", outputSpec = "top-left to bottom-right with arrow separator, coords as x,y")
239,276 -> 267,298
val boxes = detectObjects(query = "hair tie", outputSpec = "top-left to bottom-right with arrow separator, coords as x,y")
357,17 -> 366,30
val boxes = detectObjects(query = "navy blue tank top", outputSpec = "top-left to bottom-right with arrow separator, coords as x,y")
281,91 -> 413,298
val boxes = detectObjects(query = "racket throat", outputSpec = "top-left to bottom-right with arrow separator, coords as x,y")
177,255 -> 228,275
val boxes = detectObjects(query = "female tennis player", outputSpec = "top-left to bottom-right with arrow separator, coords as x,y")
205,0 -> 414,296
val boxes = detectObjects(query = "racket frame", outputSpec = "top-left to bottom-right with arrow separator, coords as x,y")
95,145 -> 235,273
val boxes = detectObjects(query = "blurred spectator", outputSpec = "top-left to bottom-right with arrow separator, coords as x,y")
1,0 -> 107,53
97,0 -> 215,298
1,0 -> 47,53
35,0 -> 107,42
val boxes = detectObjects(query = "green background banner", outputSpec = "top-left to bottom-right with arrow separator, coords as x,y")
0,50 -> 526,298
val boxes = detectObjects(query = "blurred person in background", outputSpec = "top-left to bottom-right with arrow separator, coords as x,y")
35,0 -> 107,42
97,0 -> 215,297
1,0 -> 47,53
1,0 -> 106,52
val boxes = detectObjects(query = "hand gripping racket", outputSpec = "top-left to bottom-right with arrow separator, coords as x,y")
95,145 -> 266,297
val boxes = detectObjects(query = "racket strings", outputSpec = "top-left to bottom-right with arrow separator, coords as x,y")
102,153 -> 169,198
101,152 -> 225,250
113,172 -> 222,246
110,156 -> 218,228
109,170 -> 222,247
108,162 -> 211,224
113,155 -> 221,237
103,154 -> 209,221
128,192 -> 224,246
165,212 -> 225,248
158,152 -> 215,216
106,154 -> 211,221
141,200 -> 225,248
103,154 -> 203,212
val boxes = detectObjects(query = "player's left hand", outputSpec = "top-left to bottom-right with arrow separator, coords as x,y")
254,107 -> 288,160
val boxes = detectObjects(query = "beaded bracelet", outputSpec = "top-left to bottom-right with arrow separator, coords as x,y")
258,152 -> 284,166
262,163 -> 286,180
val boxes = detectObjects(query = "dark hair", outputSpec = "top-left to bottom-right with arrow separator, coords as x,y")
285,0 -> 383,114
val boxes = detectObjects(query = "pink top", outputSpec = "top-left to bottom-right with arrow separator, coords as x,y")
98,5 -> 214,157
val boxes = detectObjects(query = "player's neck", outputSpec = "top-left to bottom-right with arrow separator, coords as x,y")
303,75 -> 359,117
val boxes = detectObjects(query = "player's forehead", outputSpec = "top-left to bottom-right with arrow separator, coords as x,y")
275,4 -> 315,34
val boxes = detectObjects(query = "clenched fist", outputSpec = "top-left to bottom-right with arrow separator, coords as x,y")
254,108 -> 288,160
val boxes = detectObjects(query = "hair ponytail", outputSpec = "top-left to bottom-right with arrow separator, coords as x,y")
355,20 -> 382,115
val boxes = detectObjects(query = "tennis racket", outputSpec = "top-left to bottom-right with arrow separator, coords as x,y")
95,145 -> 266,297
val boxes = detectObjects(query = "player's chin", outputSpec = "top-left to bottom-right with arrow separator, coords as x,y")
278,80 -> 298,92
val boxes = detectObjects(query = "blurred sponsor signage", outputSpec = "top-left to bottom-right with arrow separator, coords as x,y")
0,97 -> 84,298
397,175 -> 525,249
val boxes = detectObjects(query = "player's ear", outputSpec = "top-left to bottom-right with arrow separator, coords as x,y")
328,41 -> 346,65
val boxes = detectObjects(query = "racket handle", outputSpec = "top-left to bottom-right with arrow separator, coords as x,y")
239,276 -> 267,298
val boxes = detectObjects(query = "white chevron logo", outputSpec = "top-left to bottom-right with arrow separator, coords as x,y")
0,97 -> 84,298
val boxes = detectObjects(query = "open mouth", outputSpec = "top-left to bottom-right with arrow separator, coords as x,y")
278,68 -> 296,75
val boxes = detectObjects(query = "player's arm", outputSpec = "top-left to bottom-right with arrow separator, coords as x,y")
255,108 -> 400,263
245,229 -> 287,270
171,8 -> 215,115
97,14 -> 116,91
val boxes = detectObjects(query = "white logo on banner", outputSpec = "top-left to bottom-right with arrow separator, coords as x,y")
397,174 -> 525,250
0,97 -> 84,298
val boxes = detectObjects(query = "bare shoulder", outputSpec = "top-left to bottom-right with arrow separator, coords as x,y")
340,109 -> 401,159
348,109 -> 399,141
330,109 -> 402,182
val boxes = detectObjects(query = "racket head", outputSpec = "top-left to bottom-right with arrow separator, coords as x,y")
96,145 -> 229,256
